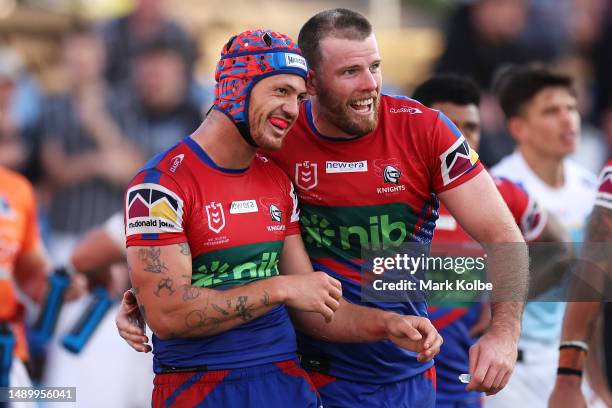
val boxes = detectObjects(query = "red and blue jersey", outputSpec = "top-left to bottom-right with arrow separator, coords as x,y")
125,137 -> 301,373
430,175 -> 547,402
595,159 -> 612,210
267,95 -> 484,383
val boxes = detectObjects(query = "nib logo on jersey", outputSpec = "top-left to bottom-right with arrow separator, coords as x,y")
301,204 -> 419,257
126,184 -> 184,235
440,137 -> 479,186
373,159 -> 406,194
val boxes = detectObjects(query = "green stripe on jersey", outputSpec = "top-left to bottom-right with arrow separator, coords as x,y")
300,202 -> 425,259
191,241 -> 283,288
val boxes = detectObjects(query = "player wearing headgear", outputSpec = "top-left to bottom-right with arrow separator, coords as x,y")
124,29 -> 330,408
122,28 -> 442,408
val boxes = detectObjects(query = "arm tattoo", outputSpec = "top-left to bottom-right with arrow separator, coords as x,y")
211,303 -> 229,316
178,243 -> 191,256
235,296 -> 253,321
184,309 -> 221,332
154,278 -> 175,297
261,291 -> 270,306
138,247 -> 168,274
182,284 -> 200,301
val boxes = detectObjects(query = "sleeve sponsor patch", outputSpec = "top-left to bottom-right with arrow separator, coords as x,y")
125,183 -> 184,236
439,136 -> 479,186
595,164 -> 612,210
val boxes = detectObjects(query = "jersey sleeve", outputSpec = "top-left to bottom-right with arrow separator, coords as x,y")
497,178 -> 547,242
125,169 -> 189,247
429,112 -> 484,194
594,160 -> 612,210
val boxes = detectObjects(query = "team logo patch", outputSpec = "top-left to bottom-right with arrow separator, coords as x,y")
439,137 -> 479,186
126,183 -> 184,235
205,202 -> 226,233
295,161 -> 318,191
269,204 -> 282,222
383,165 -> 401,184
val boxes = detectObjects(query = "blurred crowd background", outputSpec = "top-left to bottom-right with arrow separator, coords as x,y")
1,0 -> 611,261
1,0 -> 611,404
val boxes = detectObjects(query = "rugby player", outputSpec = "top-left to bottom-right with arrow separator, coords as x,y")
413,74 -> 569,408
119,10 -> 529,406
487,65 -> 600,407
548,159 -> 612,407
121,29 -> 441,407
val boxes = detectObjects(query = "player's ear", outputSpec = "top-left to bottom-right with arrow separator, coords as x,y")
306,69 -> 317,96
508,116 -> 526,144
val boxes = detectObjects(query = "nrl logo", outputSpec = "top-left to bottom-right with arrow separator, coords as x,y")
205,202 -> 226,233
383,165 -> 401,184
295,161 -> 318,191
269,204 -> 282,222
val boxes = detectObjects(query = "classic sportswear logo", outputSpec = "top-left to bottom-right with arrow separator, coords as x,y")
440,137 -> 479,186
169,154 -> 184,173
389,107 -> 422,114
325,161 -> 368,173
295,161 -> 318,191
126,183 -> 184,235
205,202 -> 226,233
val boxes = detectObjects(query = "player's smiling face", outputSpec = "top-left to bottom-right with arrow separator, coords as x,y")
310,33 -> 382,137
248,74 -> 307,151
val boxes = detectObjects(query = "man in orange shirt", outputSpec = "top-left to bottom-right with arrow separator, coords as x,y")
0,166 -> 49,392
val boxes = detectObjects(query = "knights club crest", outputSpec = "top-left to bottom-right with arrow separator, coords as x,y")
295,161 -> 318,191
205,201 -> 226,233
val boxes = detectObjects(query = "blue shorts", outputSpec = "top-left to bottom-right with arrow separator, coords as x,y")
308,366 -> 436,408
152,359 -> 321,408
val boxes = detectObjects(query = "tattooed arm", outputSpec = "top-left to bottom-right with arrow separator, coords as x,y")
127,242 -> 341,339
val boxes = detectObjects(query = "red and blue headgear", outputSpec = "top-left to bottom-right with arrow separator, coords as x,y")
213,29 -> 308,147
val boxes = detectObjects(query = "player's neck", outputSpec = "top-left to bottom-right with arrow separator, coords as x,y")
519,146 -> 565,188
309,96 -> 356,139
190,111 -> 256,169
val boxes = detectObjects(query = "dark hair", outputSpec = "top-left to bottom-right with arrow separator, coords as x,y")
412,74 -> 481,107
494,64 -> 575,119
298,8 -> 372,71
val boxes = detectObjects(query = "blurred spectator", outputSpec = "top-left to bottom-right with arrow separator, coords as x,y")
114,37 -> 203,157
38,26 -> 145,266
592,1 -> 612,152
0,48 -> 28,171
97,0 -> 197,87
435,0 -> 574,167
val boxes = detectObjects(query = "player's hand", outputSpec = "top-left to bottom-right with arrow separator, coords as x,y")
115,289 -> 151,353
282,272 -> 342,322
467,324 -> 518,395
548,376 -> 587,408
383,313 -> 442,362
